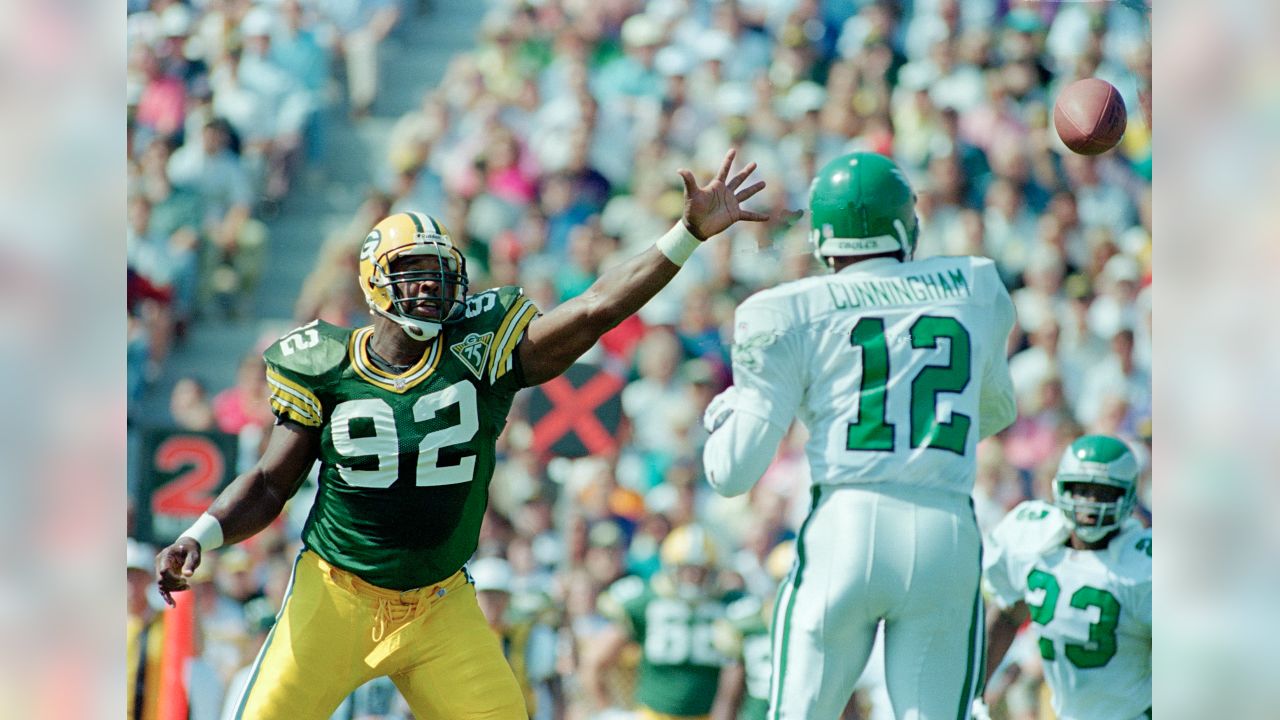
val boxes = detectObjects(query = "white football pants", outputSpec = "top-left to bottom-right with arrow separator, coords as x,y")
768,483 -> 985,720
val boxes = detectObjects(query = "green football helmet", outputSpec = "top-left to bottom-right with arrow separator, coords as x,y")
1052,435 -> 1140,544
808,152 -> 919,264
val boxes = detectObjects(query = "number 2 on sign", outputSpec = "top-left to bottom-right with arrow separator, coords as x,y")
152,435 -> 226,515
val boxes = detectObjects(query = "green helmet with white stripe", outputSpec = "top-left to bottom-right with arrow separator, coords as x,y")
1052,435 -> 1141,544
808,152 -> 919,265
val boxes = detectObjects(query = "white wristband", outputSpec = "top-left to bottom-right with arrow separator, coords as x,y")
180,512 -> 225,551
656,221 -> 702,267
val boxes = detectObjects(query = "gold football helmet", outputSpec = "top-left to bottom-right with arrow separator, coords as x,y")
358,211 -> 468,340
660,524 -> 718,569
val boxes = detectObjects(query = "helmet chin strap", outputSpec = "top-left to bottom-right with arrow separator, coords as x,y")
400,321 -> 439,341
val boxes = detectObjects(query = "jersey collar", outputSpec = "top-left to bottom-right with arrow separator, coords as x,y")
835,257 -> 904,274
349,326 -> 442,393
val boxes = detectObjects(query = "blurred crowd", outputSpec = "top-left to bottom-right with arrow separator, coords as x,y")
127,0 -> 1152,718
126,0 -> 404,406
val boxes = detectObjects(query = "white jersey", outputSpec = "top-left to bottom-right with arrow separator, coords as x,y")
983,501 -> 1153,720
729,256 -> 1016,494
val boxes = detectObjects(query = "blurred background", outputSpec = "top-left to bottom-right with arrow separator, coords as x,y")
0,0 -> 1259,712
118,0 -> 1159,718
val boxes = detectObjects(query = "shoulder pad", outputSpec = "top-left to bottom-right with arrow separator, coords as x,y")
967,255 -> 998,274
459,286 -> 535,324
607,574 -> 647,603
264,320 -> 350,377
724,595 -> 767,634
457,286 -> 540,384
1110,523 -> 1152,576
732,293 -> 795,368
599,575 -> 648,621
263,321 -> 349,428
969,256 -> 1008,299
738,283 -> 798,324
991,500 -> 1071,558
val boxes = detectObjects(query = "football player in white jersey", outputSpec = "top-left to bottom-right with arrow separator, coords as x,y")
702,151 -> 1017,719
982,435 -> 1152,720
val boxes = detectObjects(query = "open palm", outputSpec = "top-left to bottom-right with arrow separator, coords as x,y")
679,148 -> 771,240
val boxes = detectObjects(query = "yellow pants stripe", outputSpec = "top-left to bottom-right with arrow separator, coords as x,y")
233,551 -> 302,719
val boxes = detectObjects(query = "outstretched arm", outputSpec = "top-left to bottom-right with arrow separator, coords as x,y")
518,149 -> 769,386
154,420 -> 319,606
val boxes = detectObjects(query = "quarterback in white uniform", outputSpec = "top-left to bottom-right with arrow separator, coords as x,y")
983,435 -> 1152,720
703,152 -> 1017,719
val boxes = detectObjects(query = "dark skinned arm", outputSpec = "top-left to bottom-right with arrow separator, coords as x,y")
519,148 -> 770,386
710,660 -> 746,720
985,600 -> 1029,683
154,420 -> 319,606
582,624 -> 632,712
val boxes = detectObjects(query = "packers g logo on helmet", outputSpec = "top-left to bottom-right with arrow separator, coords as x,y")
1052,435 -> 1141,543
808,152 -> 919,265
358,211 -> 469,340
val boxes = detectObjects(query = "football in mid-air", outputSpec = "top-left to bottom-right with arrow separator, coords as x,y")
1053,78 -> 1128,155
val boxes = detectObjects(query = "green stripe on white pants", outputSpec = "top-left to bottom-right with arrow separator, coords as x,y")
766,483 -> 983,719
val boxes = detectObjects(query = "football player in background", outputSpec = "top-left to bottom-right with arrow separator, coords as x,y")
587,525 -> 738,720
982,435 -> 1152,720
703,151 -> 1017,719
155,150 -> 771,719
713,541 -> 792,720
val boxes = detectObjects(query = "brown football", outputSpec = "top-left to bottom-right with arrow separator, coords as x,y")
1054,78 -> 1128,155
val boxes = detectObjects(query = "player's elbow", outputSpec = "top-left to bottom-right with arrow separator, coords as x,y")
576,287 -> 617,334
704,461 -> 753,498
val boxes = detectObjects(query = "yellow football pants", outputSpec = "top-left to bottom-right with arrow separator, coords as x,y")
230,550 -> 526,719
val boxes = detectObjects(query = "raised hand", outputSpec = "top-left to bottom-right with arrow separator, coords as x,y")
677,148 -> 770,241
155,537 -> 202,608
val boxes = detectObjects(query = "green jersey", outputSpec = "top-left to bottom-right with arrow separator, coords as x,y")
264,286 -> 540,590
601,574 -> 732,717
722,596 -> 772,720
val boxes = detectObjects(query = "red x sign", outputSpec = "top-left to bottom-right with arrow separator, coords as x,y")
528,363 -> 625,458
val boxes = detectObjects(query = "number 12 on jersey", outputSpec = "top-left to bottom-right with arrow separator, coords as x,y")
846,315 -> 971,455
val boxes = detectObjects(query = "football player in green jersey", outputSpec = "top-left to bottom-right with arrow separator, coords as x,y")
155,150 -> 771,720
587,525 -> 737,720
713,541 -> 794,720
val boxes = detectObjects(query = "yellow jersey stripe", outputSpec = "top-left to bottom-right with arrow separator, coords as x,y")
492,297 -> 535,352
494,303 -> 538,381
489,298 -> 536,381
267,387 -> 320,425
265,370 -> 322,418
348,326 -> 442,393
269,397 -> 322,427
352,327 -> 434,381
